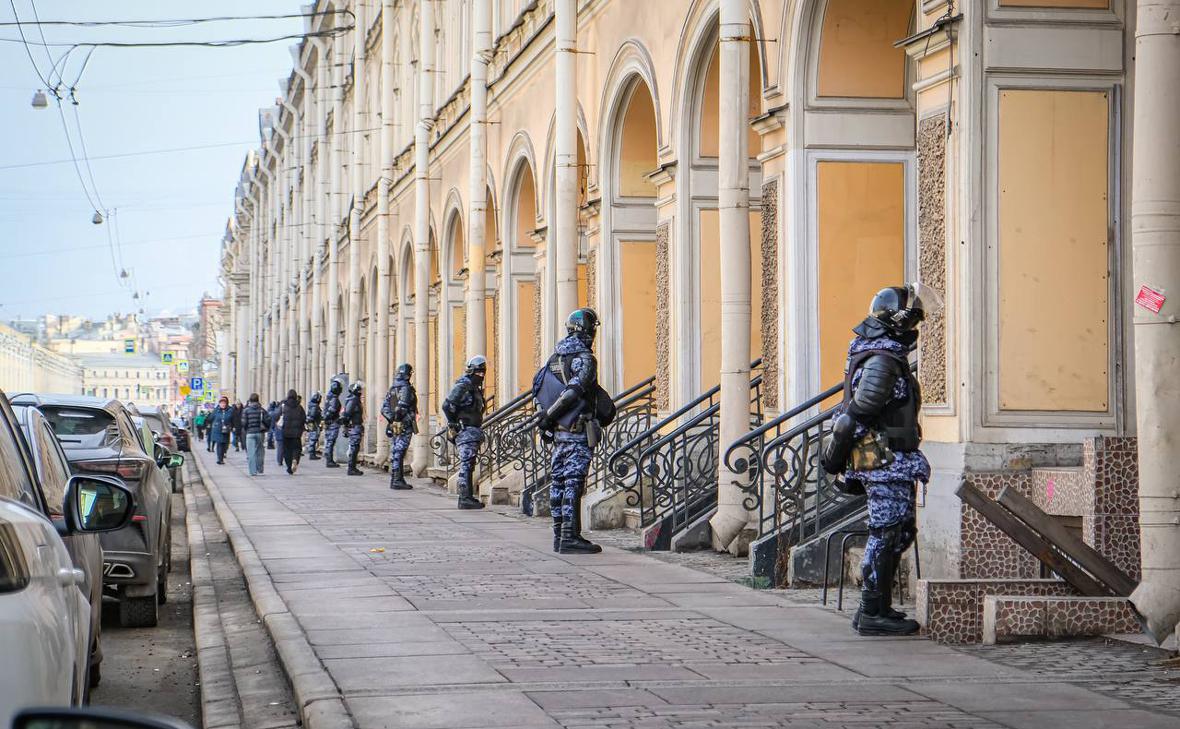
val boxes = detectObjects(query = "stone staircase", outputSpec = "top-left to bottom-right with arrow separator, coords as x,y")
918,436 -> 1140,644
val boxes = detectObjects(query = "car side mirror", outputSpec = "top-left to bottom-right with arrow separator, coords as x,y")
64,474 -> 135,534
168,453 -> 184,469
15,707 -> 195,729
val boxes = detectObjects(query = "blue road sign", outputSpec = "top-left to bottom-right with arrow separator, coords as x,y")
190,377 -> 204,391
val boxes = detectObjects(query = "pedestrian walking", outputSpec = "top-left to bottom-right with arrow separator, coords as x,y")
231,401 -> 244,452
443,356 -> 488,510
242,394 -> 271,476
280,389 -> 306,475
533,309 -> 611,553
322,378 -> 344,468
341,382 -> 365,476
381,363 -> 417,490
821,283 -> 939,637
208,396 -> 233,465
268,400 -> 284,466
194,410 -> 206,441
305,391 -> 323,460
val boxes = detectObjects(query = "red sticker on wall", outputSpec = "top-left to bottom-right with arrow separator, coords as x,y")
1136,285 -> 1166,314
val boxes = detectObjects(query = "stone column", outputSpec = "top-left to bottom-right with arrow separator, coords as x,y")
346,0 -> 366,381
466,0 -> 491,361
375,0 -> 396,462
1129,0 -> 1180,644
553,0 -> 579,322
328,32 -> 345,378
708,0 -> 753,554
411,0 -> 435,474
313,40 -> 329,390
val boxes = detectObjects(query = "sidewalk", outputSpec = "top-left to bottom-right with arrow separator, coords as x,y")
193,445 -> 1179,729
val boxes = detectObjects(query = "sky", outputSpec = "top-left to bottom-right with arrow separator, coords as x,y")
0,1 -> 307,321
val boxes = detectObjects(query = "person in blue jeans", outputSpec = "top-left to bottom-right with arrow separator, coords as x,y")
241,394 -> 271,476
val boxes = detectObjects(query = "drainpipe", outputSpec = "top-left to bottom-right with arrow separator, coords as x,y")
248,159 -> 264,396
313,37 -> 329,388
328,29 -> 345,378
279,97 -> 302,396
1129,0 -> 1180,645
375,0 -> 395,462
272,112 -> 293,395
467,0 -> 491,363
709,0 -> 753,554
411,0 -> 435,475
292,45 -> 316,397
346,0 -> 367,381
553,0 -> 579,323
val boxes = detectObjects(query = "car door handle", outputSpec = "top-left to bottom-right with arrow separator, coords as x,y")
57,567 -> 85,588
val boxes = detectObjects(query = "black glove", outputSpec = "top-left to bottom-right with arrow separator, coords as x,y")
447,422 -> 461,442
539,428 -> 554,445
536,412 -> 556,433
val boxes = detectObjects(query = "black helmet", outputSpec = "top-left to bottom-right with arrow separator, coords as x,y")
349,381 -> 364,394
310,391 -> 322,403
465,355 -> 487,377
396,363 -> 412,379
867,283 -> 942,335
566,308 -> 599,341
329,378 -> 344,395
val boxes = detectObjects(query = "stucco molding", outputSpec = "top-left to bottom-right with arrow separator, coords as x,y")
655,221 -> 672,410
917,114 -> 950,409
760,177 -> 780,411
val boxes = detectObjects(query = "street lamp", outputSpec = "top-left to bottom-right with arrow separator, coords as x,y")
31,90 -> 48,109
92,211 -> 104,224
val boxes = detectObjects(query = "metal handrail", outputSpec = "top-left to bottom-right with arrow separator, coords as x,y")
722,382 -> 843,474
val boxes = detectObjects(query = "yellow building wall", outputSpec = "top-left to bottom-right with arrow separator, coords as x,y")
485,296 -> 497,405
620,241 -> 659,388
578,264 -> 588,309
817,161 -> 906,394
698,210 -> 764,390
515,169 -> 537,248
451,304 -> 465,383
697,45 -> 762,158
516,280 -> 538,393
997,89 -> 1110,412
999,0 -> 1107,7
817,0 -> 912,99
619,86 -> 658,197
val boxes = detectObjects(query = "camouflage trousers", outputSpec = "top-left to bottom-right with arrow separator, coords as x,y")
305,427 -> 320,457
550,435 -> 592,522
388,428 -> 412,474
347,424 -> 365,462
455,427 -> 484,488
324,422 -> 341,459
862,480 -> 916,590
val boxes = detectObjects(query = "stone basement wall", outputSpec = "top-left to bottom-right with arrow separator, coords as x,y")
983,596 -> 1139,644
916,578 -> 1076,645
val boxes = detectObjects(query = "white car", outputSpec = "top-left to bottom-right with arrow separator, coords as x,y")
0,390 -> 133,726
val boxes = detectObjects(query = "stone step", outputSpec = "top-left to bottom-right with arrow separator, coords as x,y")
916,578 -> 1078,644
982,595 -> 1139,645
623,507 -> 642,530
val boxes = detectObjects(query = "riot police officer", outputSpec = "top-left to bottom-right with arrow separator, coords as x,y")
305,391 -> 324,460
442,355 -> 488,510
341,381 -> 366,476
322,377 -> 345,468
821,283 -> 939,637
381,363 -> 417,490
535,308 -> 608,554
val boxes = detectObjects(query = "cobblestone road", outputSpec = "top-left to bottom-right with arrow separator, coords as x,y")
195,447 -> 1178,729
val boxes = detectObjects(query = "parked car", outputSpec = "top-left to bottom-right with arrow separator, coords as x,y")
128,405 -> 183,493
12,404 -> 107,688
0,389 -> 134,727
11,394 -> 174,628
170,418 -> 191,453
13,706 -> 195,729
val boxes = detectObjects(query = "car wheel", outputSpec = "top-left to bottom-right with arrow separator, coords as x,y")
119,594 -> 158,628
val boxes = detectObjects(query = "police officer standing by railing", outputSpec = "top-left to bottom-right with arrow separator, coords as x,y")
821,283 -> 940,637
341,381 -> 365,476
305,391 -> 324,460
534,308 -> 614,555
322,377 -> 344,468
443,355 -> 489,510
381,363 -> 418,490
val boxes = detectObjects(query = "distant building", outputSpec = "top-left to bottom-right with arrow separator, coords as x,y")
79,354 -> 172,407
0,324 -> 83,394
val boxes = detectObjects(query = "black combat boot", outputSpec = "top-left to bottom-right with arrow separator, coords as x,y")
325,449 -> 340,468
347,451 -> 364,476
558,519 -> 600,554
457,475 -> 484,509
856,560 -> 919,636
561,491 -> 601,554
852,561 -> 907,631
389,466 -> 413,490
552,517 -> 562,552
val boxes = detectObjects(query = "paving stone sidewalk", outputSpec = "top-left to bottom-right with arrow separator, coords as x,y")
194,446 -> 1178,729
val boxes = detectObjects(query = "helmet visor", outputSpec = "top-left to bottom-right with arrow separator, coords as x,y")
907,282 -> 944,320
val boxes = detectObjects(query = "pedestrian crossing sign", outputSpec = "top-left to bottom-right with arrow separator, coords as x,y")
204,390 -> 215,402
162,352 -> 175,365
177,360 -> 189,374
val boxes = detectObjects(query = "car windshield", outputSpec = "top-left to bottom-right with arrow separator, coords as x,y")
39,406 -> 117,449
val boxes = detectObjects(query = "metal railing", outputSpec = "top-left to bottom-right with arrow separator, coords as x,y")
428,393 -> 499,479
607,360 -> 764,544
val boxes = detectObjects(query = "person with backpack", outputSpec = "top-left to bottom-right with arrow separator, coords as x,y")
305,391 -> 324,460
533,308 -> 614,554
242,394 -> 271,476
323,377 -> 345,468
267,400 -> 284,465
820,283 -> 939,637
442,356 -> 488,509
280,389 -> 307,475
194,410 -> 206,441
381,363 -> 418,490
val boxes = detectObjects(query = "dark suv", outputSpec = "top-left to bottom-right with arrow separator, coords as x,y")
129,404 -> 183,493
12,394 -> 174,628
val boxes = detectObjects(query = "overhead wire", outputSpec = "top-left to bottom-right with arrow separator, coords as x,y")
0,9 -> 354,29
6,0 -> 52,88
0,26 -> 354,49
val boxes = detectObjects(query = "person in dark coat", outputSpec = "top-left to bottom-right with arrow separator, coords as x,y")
280,390 -> 307,475
242,394 -> 271,476
208,397 -> 233,464
230,402 -> 244,452
267,400 -> 283,465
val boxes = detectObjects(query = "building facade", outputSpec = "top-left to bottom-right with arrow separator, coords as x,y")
220,0 -> 1176,581
0,324 -> 83,395
79,355 -> 173,407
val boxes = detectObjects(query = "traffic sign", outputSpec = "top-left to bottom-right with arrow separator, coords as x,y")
161,352 -> 174,365
180,385 -> 191,397
190,377 -> 204,391
203,390 -> 215,402
123,338 -> 136,354
177,360 -> 189,374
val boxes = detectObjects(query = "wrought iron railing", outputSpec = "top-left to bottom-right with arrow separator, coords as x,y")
428,393 -> 499,478
607,360 -> 764,546
589,376 -> 656,494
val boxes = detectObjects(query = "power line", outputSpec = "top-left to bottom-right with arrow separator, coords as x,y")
0,26 -> 353,49
7,0 -> 52,88
0,231 -> 222,261
0,9 -> 354,29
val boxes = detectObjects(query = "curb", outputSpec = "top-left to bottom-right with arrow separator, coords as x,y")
184,472 -> 244,729
192,452 -> 355,729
